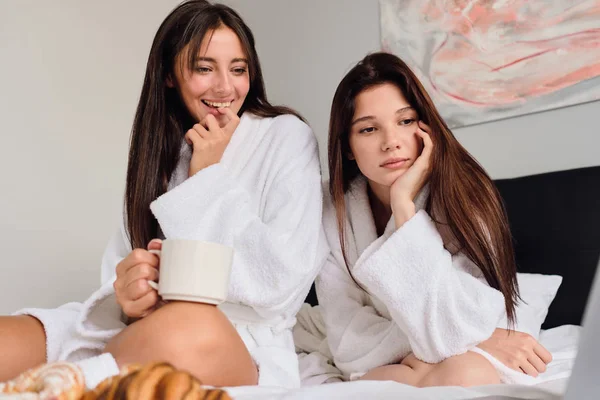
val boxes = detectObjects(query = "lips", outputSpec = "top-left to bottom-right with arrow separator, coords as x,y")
381,157 -> 409,168
201,99 -> 233,108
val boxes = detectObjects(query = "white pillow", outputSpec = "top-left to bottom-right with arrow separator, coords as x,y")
497,273 -> 563,339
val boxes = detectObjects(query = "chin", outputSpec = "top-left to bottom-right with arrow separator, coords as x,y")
383,170 -> 407,186
366,175 -> 392,188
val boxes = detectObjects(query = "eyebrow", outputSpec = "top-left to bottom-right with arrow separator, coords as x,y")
194,56 -> 248,64
351,106 -> 415,126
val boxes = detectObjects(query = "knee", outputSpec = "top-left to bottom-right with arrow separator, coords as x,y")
138,301 -> 257,386
127,302 -> 226,364
140,301 -> 227,359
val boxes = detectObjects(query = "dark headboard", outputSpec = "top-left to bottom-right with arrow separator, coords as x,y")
495,165 -> 600,328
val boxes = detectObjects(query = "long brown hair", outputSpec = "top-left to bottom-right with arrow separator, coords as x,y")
328,52 -> 518,323
126,0 -> 301,250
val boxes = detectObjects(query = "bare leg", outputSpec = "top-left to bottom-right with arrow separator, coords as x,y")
360,352 -> 500,387
0,316 -> 46,381
360,353 -> 435,386
104,301 -> 258,387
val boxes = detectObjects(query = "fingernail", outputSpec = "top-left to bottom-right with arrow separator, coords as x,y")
149,238 -> 162,245
148,249 -> 161,257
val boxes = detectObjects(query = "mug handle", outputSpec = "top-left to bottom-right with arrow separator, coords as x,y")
147,249 -> 161,291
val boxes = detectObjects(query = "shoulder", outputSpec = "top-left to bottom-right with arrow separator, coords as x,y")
271,113 -> 310,130
254,113 -> 316,148
274,114 -> 315,146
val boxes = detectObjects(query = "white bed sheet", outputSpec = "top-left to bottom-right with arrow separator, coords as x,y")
225,325 -> 580,400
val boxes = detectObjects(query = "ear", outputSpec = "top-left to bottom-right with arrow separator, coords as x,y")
166,74 -> 174,88
347,151 -> 355,161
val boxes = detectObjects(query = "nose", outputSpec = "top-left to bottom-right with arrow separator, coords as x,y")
381,127 -> 402,152
214,70 -> 232,95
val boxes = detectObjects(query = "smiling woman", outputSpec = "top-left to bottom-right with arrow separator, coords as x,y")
166,27 -> 250,125
1,0 -> 323,391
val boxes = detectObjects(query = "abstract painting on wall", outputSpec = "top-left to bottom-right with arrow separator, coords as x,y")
380,0 -> 600,128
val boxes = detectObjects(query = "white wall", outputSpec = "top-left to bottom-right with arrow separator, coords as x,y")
0,0 -> 182,314
1,0 -> 598,314
222,0 -> 600,179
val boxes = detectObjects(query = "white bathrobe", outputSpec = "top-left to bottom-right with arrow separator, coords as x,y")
315,176 -> 510,380
16,112 -> 326,389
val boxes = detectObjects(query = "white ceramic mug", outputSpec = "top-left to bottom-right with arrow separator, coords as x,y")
147,239 -> 233,305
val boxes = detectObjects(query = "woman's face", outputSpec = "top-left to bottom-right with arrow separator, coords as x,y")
348,83 -> 423,191
169,26 -> 250,127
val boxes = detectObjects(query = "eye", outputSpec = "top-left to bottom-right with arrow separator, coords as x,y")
358,126 -> 375,134
194,66 -> 211,74
399,118 -> 415,126
232,67 -> 247,75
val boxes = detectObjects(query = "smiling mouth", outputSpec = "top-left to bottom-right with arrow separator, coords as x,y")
202,99 -> 233,108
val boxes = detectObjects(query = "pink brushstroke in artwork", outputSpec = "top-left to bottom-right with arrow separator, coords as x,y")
427,0 -> 600,107
382,0 -> 600,111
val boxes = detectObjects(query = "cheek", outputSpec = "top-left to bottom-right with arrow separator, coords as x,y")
349,136 -> 376,168
185,76 -> 212,97
235,77 -> 250,99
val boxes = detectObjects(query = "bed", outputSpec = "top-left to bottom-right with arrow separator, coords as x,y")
226,324 -> 580,399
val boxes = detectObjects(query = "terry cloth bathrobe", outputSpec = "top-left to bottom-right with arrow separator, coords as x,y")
15,112 -> 326,389
314,176 -> 538,384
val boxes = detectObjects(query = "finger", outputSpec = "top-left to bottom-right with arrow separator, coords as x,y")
219,107 -> 240,136
204,114 -> 221,135
116,249 -> 158,277
414,129 -> 433,166
133,290 -> 160,318
218,106 -> 237,121
185,129 -> 202,147
417,120 -> 432,133
505,360 -> 522,373
416,126 -> 433,148
147,239 -> 162,268
519,360 -> 539,377
528,354 -> 547,374
125,263 -> 159,287
124,267 -> 159,299
147,239 -> 162,252
533,342 -> 553,364
125,277 -> 155,302
192,122 -> 209,138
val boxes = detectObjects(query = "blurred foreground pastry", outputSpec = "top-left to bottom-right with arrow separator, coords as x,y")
81,362 -> 232,400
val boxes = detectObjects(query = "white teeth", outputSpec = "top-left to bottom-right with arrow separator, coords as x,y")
203,100 -> 232,108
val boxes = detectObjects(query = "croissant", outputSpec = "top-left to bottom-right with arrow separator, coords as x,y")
0,362 -> 85,400
81,362 -> 232,400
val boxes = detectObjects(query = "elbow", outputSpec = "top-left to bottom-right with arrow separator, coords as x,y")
409,316 -> 497,363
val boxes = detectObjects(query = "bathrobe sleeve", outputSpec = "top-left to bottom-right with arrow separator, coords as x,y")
150,115 -> 323,316
99,217 -> 132,286
317,209 -> 506,377
12,217 -> 131,363
316,250 -> 410,377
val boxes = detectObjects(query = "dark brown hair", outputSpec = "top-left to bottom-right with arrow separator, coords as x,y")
328,52 -> 518,323
125,0 -> 301,249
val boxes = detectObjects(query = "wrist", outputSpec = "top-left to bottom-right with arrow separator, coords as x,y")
188,164 -> 207,177
392,201 -> 416,229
